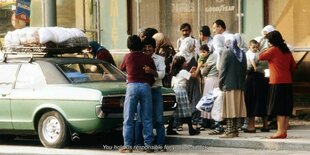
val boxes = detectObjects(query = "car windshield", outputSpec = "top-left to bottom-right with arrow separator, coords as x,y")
57,63 -> 126,83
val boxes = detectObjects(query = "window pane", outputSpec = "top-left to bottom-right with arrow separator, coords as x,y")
58,63 -> 126,83
15,64 -> 46,89
0,65 -> 19,83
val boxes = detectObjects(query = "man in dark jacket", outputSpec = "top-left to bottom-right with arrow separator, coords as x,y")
119,35 -> 156,153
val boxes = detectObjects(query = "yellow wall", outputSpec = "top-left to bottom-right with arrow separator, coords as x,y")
269,0 -> 310,47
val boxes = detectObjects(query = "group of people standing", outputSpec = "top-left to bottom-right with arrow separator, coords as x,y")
111,19 -> 296,153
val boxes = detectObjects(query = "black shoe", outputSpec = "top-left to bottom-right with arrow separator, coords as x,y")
268,121 -> 277,130
189,129 -> 200,136
202,119 -> 212,128
243,129 -> 256,133
167,130 -> 179,135
260,127 -> 270,132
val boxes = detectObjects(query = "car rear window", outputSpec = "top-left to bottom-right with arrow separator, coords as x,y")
57,62 -> 126,83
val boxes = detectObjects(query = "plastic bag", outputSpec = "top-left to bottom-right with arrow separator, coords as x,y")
211,90 -> 223,121
196,88 -> 220,112
196,95 -> 214,112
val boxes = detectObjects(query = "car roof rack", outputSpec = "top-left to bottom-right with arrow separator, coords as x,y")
0,43 -> 87,62
0,50 -> 46,63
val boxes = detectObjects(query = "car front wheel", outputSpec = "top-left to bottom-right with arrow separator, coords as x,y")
38,111 -> 69,148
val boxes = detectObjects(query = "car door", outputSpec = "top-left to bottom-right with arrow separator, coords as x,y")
10,63 -> 47,130
0,64 -> 20,129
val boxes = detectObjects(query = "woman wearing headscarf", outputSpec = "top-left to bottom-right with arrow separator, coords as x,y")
153,33 -> 176,88
218,36 -> 247,138
255,25 -> 276,51
201,34 -> 225,134
259,31 -> 296,139
175,36 -> 202,130
88,41 -> 116,66
234,33 -> 248,52
253,25 -> 276,129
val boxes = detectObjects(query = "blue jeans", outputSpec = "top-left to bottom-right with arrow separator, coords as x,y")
123,83 -> 153,147
135,87 -> 165,146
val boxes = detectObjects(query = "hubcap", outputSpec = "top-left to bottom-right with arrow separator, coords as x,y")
42,116 -> 61,143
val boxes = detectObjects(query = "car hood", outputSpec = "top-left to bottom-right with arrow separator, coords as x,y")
73,82 -> 127,96
73,82 -> 175,96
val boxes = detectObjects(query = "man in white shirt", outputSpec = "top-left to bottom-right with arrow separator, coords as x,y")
135,37 -> 166,151
176,23 -> 201,59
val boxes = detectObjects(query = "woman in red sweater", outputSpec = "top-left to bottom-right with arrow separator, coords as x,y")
259,31 -> 296,139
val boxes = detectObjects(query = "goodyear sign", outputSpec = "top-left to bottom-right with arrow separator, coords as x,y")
15,0 -> 30,23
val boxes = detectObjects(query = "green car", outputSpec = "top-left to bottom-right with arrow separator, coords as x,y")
0,55 -> 176,148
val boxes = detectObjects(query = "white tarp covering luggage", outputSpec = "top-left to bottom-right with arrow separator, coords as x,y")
4,27 -> 88,48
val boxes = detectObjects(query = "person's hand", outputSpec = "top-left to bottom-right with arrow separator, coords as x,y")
189,66 -> 197,73
143,65 -> 152,73
198,61 -> 203,68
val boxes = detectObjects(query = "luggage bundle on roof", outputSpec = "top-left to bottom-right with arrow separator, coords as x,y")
3,27 -> 89,54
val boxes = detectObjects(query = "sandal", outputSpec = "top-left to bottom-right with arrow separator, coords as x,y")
219,131 -> 238,138
208,129 -> 224,135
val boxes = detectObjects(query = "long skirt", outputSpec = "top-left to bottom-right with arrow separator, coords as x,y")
186,57 -> 202,123
222,90 -> 247,118
245,72 -> 269,117
268,84 -> 293,116
186,57 -> 202,112
201,76 -> 219,119
173,86 -> 192,118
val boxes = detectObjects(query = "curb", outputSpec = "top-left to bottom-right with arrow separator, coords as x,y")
166,132 -> 310,151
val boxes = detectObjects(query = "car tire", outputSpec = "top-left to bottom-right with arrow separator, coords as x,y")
38,111 -> 69,148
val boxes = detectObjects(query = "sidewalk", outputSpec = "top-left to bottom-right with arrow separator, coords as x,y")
166,118 -> 310,151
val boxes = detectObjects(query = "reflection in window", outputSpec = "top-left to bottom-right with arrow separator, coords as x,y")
0,64 -> 19,90
15,64 -> 46,89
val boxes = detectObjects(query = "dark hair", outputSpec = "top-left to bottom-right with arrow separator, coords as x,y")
171,56 -> 186,76
143,27 -> 158,38
266,31 -> 290,53
127,35 -> 142,51
213,19 -> 226,30
179,23 -> 192,31
200,25 -> 211,36
249,39 -> 259,45
142,37 -> 156,48
200,44 -> 209,52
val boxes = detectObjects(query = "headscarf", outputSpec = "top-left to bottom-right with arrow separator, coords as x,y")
176,37 -> 195,63
234,33 -> 248,51
232,39 -> 244,62
89,41 -> 107,58
261,25 -> 275,36
152,33 -> 173,52
213,34 -> 225,70
212,34 -> 225,55
255,25 -> 276,51
225,35 -> 243,63
224,33 -> 235,49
